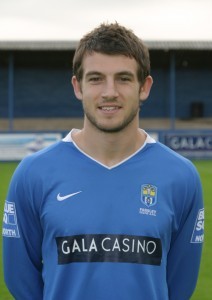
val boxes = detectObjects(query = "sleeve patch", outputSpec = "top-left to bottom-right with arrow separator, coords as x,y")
190,208 -> 204,243
2,201 -> 20,238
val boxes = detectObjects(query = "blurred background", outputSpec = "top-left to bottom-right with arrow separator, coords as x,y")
0,0 -> 212,133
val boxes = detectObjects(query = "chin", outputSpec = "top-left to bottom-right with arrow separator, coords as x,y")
95,123 -> 128,133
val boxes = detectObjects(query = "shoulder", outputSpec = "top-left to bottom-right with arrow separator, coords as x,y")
12,141 -> 66,181
147,141 -> 200,184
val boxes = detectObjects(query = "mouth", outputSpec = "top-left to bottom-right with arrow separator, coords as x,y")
98,106 -> 121,113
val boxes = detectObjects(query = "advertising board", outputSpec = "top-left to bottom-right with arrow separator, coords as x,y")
164,133 -> 212,159
0,133 -> 62,161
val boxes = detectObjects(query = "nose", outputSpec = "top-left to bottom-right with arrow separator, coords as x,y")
101,79 -> 119,99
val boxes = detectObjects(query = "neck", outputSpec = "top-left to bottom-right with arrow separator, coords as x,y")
72,123 -> 146,167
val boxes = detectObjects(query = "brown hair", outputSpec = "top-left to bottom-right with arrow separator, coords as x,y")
73,22 -> 150,84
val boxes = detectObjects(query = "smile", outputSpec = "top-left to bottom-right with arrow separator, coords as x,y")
99,106 -> 120,111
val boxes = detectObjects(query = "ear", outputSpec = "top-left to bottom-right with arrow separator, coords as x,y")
139,76 -> 153,102
72,76 -> 83,100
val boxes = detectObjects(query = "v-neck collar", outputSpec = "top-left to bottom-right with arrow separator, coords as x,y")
62,129 -> 156,170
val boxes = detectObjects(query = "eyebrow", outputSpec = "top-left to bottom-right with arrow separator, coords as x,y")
85,71 -> 102,77
85,71 -> 135,77
116,71 -> 135,77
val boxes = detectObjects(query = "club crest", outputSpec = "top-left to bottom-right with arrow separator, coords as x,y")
141,184 -> 157,207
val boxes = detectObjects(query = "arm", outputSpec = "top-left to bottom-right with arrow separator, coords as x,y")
167,166 -> 204,300
3,158 -> 43,299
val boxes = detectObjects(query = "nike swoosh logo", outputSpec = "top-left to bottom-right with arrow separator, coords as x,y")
57,191 -> 82,201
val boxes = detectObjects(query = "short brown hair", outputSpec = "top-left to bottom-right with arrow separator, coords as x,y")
73,22 -> 150,84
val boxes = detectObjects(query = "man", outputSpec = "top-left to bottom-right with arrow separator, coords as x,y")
3,22 -> 204,299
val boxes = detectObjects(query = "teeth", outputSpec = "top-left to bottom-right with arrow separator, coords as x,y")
101,107 -> 117,111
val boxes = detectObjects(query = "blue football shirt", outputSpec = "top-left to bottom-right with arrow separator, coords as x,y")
3,130 -> 204,300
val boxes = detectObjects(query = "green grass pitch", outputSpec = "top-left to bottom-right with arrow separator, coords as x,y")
0,161 -> 211,299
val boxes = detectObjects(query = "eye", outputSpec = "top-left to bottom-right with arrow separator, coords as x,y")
117,73 -> 134,82
90,77 -> 99,81
88,76 -> 103,83
121,76 -> 131,81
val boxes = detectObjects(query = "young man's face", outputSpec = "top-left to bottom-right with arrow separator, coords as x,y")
72,52 -> 152,133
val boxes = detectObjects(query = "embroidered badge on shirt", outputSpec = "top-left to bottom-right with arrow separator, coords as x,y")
141,184 -> 157,207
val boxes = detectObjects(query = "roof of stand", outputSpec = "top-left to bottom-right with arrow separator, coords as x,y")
1,0 -> 212,51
